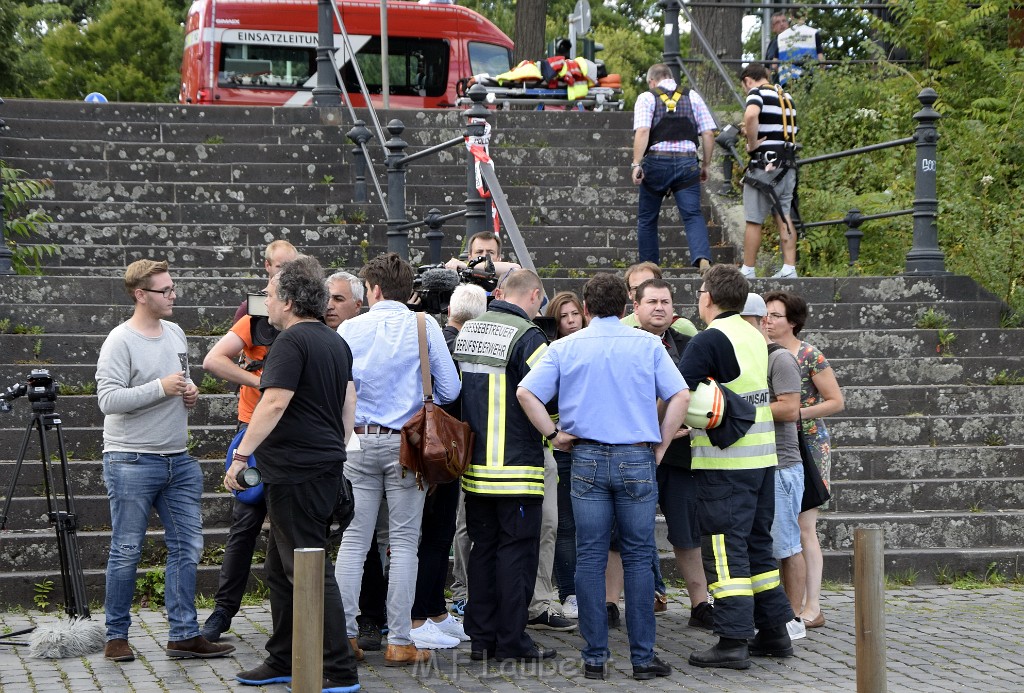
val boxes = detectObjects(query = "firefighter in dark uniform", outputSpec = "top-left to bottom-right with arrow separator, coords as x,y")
680,264 -> 795,670
631,62 -> 716,271
452,269 -> 555,662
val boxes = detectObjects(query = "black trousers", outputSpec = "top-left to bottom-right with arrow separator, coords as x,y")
357,534 -> 387,628
213,497 -> 266,617
412,479 -> 460,619
465,495 -> 541,658
264,472 -> 358,684
695,466 -> 794,640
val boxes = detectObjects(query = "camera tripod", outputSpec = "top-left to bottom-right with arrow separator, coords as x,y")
0,401 -> 92,647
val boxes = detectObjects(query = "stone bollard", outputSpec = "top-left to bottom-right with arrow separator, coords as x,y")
854,527 -> 887,693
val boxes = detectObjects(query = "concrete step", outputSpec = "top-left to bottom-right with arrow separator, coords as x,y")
841,384 -> 1024,416
0,424 -> 235,463
42,180 -> 641,208
801,329 -> 1024,360
2,116 -> 627,150
0,563 -> 246,611
1,492 -> 235,529
830,476 -> 1024,513
0,98 -> 635,130
6,155 -> 635,188
818,546 -> 1024,584
830,356 -> 1024,386
828,414 -> 1024,447
0,527 -> 248,575
833,445 -> 1024,481
0,456 -> 233,497
818,510 -> 1024,551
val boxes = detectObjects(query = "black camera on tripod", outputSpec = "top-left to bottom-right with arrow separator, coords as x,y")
0,368 -> 58,414
412,255 -> 499,314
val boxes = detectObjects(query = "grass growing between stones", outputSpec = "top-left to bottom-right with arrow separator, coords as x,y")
884,568 -> 919,589
935,562 -> 1024,589
990,370 -> 1024,385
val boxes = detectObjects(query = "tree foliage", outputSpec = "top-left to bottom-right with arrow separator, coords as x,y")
776,0 -> 1024,320
2,162 -> 60,275
37,0 -> 183,102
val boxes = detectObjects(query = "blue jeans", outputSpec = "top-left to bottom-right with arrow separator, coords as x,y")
571,443 -> 658,666
637,155 -> 712,266
102,451 -> 204,641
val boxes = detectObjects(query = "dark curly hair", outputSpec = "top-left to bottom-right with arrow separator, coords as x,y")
583,272 -> 629,319
274,255 -> 327,319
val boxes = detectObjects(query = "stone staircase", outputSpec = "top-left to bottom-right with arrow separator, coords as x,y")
0,98 -> 1022,607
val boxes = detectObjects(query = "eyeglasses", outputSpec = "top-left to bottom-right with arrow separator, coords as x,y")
765,312 -> 787,320
141,286 -> 177,298
696,289 -> 708,299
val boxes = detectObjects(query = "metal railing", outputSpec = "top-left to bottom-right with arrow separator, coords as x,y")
311,0 -> 514,262
795,88 -> 946,274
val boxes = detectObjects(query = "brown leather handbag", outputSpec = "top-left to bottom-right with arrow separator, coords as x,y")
399,313 -> 474,490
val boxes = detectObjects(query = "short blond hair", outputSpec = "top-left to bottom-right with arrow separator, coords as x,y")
265,239 -> 297,263
124,260 -> 169,301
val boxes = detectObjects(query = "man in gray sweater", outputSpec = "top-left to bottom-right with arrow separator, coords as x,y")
96,259 -> 234,662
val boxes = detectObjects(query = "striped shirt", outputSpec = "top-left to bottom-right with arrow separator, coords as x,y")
634,79 -> 716,154
746,84 -> 798,154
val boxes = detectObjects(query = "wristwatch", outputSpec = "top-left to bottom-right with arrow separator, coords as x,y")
545,428 -> 560,441
630,163 -> 640,169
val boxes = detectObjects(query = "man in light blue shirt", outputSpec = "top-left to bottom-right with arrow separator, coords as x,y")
334,252 -> 460,666
517,272 -> 689,681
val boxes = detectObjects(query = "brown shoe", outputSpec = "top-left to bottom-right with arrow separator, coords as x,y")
383,643 -> 430,666
349,637 -> 364,661
165,635 -> 236,658
803,611 -> 826,629
105,639 -> 135,662
654,591 -> 669,614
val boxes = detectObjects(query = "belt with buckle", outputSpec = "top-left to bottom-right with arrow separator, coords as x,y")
353,424 -> 399,435
648,151 -> 697,159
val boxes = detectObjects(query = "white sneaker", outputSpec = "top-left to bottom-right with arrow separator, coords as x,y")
561,595 -> 579,619
431,613 -> 470,642
409,620 -> 461,649
772,266 -> 798,278
740,266 -> 757,279
786,618 -> 807,641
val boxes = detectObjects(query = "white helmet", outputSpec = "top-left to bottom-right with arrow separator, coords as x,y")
685,377 -> 726,430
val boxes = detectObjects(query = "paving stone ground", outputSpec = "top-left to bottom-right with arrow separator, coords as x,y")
2,586 -> 1022,693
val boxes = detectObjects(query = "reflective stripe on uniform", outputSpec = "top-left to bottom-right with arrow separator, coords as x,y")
751,569 -> 782,594
525,342 -> 547,369
708,533 -> 754,599
486,372 -> 506,466
459,361 -> 506,375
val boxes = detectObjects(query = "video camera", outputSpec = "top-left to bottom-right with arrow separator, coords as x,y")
246,293 -> 280,347
412,255 -> 499,314
0,369 -> 58,414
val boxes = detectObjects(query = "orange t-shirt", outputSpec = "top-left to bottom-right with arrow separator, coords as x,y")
230,316 -> 269,423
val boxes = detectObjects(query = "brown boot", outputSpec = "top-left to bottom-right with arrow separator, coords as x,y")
349,637 -> 364,661
105,639 -> 135,662
165,635 -> 236,658
383,643 -> 430,666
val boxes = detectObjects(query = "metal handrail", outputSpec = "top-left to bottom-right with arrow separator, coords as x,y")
800,208 -> 912,230
397,208 -> 466,233
797,137 -> 915,166
327,0 -> 386,147
677,2 -> 746,109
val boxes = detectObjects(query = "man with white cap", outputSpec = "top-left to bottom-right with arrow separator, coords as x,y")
741,293 -> 806,642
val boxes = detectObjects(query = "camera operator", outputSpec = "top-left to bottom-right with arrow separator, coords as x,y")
96,260 -> 234,662
232,241 -> 297,323
444,232 -> 521,288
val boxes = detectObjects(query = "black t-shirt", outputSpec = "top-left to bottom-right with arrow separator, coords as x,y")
256,320 -> 353,484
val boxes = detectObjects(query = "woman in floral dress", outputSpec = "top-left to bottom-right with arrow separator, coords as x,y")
763,290 -> 844,630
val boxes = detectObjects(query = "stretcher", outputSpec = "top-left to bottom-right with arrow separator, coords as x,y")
455,85 -> 623,111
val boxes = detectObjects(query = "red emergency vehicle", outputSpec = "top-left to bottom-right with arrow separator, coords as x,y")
179,0 -> 513,107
